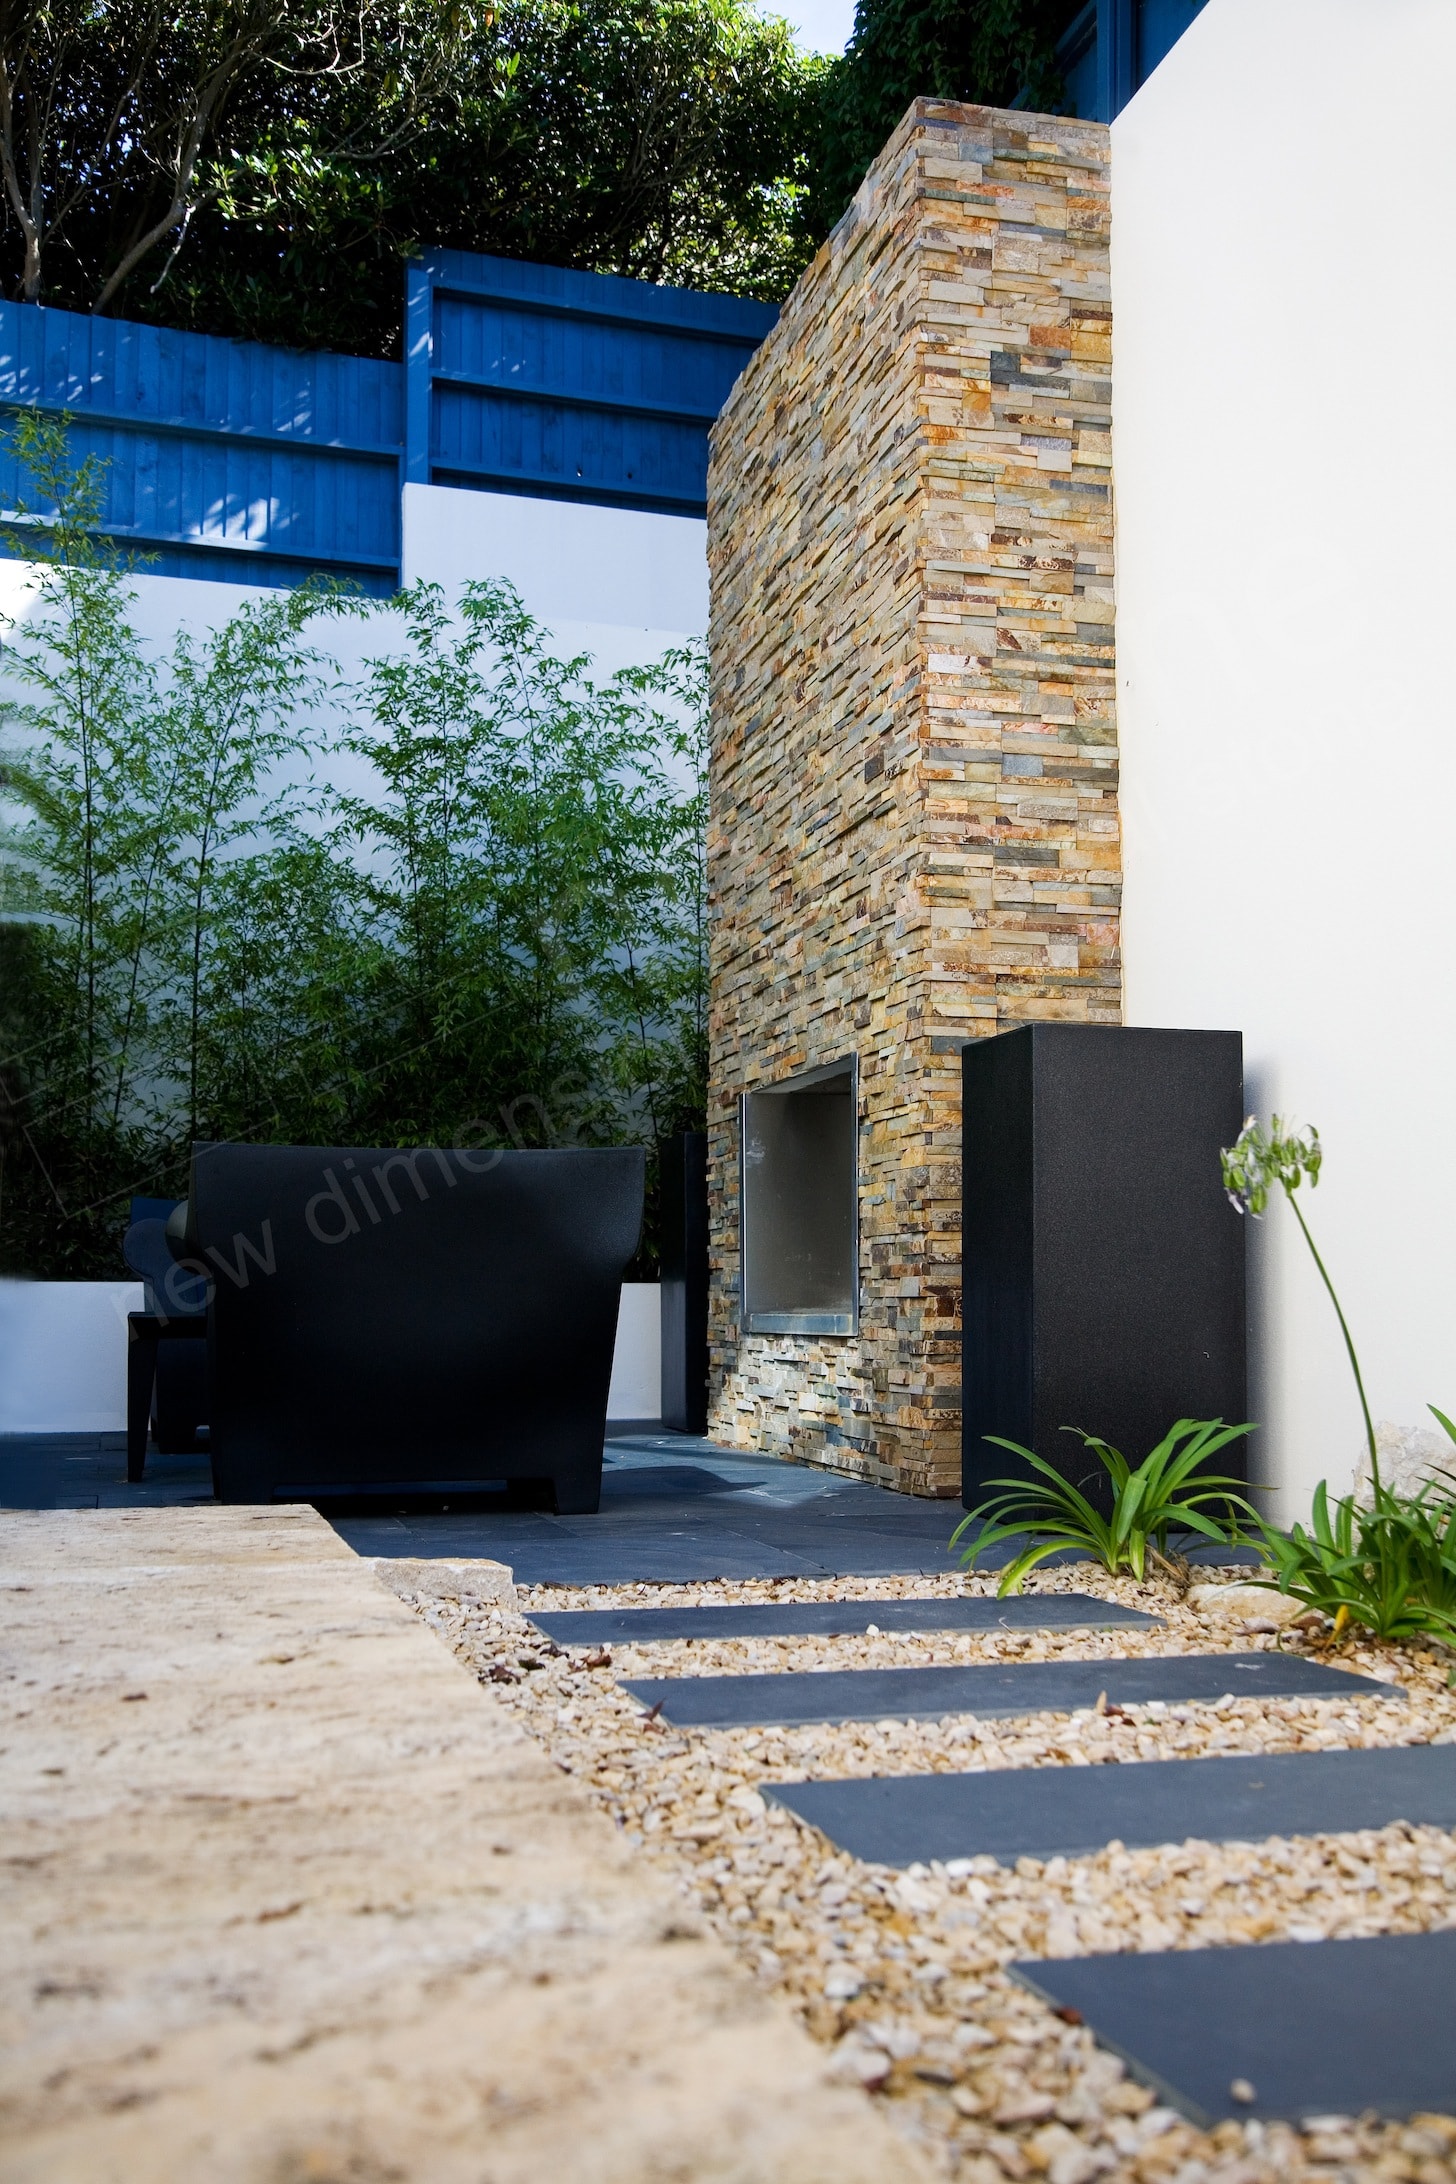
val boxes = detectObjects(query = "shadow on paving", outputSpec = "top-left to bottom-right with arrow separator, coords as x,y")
333,1436 -> 972,1582
0,1430 -> 965,1579
0,1429 -> 1257,1585
0,1433 -> 214,1511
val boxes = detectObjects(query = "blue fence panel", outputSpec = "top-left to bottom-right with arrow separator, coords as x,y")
407,250 -> 777,518
0,251 -> 778,585
1053,0 -> 1208,121
0,302 -> 404,591
1137,0 -> 1208,79
1056,4 -> 1101,117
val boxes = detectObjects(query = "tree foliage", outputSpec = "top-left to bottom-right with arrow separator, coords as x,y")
203,0 -> 825,348
0,0 -> 476,317
0,416 -> 706,1275
0,0 -> 825,355
811,0 -> 1072,231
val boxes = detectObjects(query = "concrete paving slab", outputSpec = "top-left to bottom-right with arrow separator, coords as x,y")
622,1653 -> 1402,1730
528,1593 -> 1162,1645
0,1506 -> 931,2184
769,1744 -> 1456,1866
1012,1930 -> 1456,2126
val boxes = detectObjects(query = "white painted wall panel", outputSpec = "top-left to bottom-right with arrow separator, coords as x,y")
1111,0 -> 1456,1519
0,481 -> 706,686
402,483 -> 707,651
1,1279 -> 661,1432
0,1281 -> 142,1431
0,498 -> 703,830
606,1282 -> 663,1421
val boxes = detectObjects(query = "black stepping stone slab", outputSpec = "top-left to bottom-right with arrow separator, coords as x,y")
621,1653 -> 1399,1730
769,1743 -> 1456,1866
528,1593 -> 1161,1646
1012,1929 -> 1456,2127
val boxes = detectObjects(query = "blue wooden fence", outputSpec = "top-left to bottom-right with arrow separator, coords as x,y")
0,253 -> 776,590
406,250 -> 777,519
1055,0 -> 1208,121
0,300 -> 404,592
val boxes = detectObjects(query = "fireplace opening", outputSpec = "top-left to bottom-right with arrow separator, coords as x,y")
740,1058 -> 858,1335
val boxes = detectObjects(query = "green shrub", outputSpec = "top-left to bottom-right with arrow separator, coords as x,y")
1253,1461 -> 1456,1643
951,1418 -> 1259,1595
0,415 -> 708,1276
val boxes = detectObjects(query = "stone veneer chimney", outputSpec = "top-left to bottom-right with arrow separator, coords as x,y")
704,99 -> 1120,1497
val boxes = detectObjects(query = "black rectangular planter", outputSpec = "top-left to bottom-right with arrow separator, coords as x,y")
961,1025 -> 1246,1509
659,1130 -> 708,1434
190,1142 -> 644,1512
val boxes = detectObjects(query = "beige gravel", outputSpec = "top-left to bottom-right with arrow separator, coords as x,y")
404,1565 -> 1456,2184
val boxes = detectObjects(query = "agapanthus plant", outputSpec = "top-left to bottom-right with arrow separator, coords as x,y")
1223,1115 -> 1456,1637
1221,1114 -> 1379,1492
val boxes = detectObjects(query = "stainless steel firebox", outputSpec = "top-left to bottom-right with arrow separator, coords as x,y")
740,1057 -> 858,1335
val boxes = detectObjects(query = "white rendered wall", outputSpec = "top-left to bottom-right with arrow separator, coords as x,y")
402,485 -> 708,670
0,561 -> 396,813
606,1283 -> 663,1420
1111,0 -> 1456,1520
0,1281 -> 142,1431
0,1279 -> 661,1431
0,488 -> 706,824
0,486 -> 706,854
0,481 -> 706,708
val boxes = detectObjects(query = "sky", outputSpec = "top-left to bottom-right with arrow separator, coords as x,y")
772,0 -> 857,55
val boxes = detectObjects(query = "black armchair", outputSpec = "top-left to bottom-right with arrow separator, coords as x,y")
122,1196 -> 209,1484
188,1142 -> 644,1511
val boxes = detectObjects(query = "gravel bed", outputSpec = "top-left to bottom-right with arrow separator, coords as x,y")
405,1567 -> 1456,2183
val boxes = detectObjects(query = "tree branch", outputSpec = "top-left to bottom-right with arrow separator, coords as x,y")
94,6 -> 285,312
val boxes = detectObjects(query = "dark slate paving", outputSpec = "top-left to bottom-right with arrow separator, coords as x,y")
0,1429 -> 1259,1589
331,1436 -> 972,1582
621,1652 -> 1400,1730
528,1593 -> 1162,1645
0,1430 -> 969,1580
329,1439 -> 1254,1585
1012,1930 -> 1456,2127
0,1433 -> 213,1510
768,1744 -> 1456,1867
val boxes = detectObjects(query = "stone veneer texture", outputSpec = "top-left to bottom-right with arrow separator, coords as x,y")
705,98 -> 1119,1498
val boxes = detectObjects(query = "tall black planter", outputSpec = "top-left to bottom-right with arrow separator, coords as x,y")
961,1026 -> 1247,1511
659,1130 -> 708,1434
191,1143 -> 644,1512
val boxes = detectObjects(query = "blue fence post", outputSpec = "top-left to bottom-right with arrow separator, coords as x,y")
1096,0 -> 1137,119
404,257 -> 433,489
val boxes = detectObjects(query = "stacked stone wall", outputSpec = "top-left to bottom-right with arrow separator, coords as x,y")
705,98 -> 1119,1496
